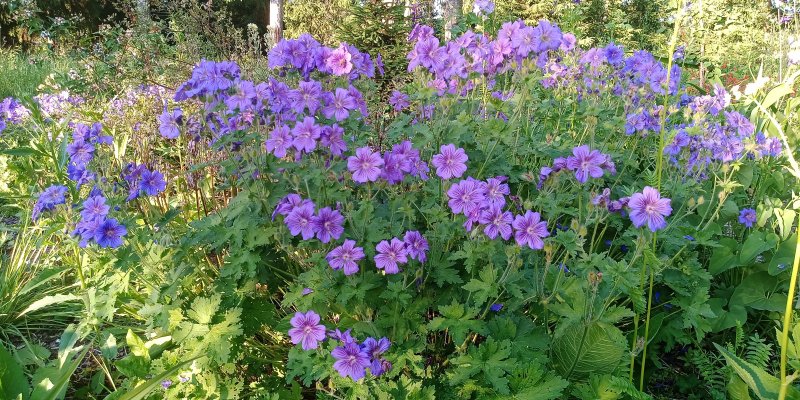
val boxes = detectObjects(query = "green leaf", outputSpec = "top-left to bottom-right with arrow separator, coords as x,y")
739,231 -> 773,265
729,272 -> 786,312
0,343 -> 28,400
109,356 -> 202,400
710,238 -> 740,275
100,332 -> 117,360
0,147 -> 43,157
552,321 -> 627,379
30,347 -> 88,400
17,294 -> 80,317
715,343 -> 800,400
761,82 -> 794,109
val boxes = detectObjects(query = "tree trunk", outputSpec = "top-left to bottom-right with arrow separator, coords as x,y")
135,0 -> 150,26
442,0 -> 462,40
268,0 -> 284,46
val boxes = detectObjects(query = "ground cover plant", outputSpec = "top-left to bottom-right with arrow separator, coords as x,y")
1,0 -> 800,399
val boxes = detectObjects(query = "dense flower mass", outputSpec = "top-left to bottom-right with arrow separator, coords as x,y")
11,12 -> 794,398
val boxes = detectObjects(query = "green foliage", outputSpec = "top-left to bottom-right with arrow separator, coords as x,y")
337,0 -> 411,88
285,0 -> 352,45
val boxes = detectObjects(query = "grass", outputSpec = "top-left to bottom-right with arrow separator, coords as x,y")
0,48 -> 73,99
0,218 -> 80,348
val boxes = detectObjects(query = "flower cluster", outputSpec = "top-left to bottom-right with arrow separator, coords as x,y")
446,175 -> 549,249
32,184 -> 67,220
274,194 -> 345,243
268,34 -> 377,80
174,59 -> 369,148
662,109 -> 782,179
288,310 -> 392,381
538,145 -> 615,188
122,163 -> 167,201
0,97 -> 30,133
347,141 -> 428,184
34,90 -> 84,120
72,190 -> 127,248
66,122 -> 112,188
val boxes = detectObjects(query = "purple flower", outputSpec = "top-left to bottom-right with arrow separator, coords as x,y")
322,88 -> 355,121
483,177 -> 509,207
389,91 -> 410,111
332,342 -> 370,381
158,108 -> 182,139
302,287 -> 314,295
565,145 -> 606,183
327,239 -> 365,275
326,44 -> 354,76
81,196 -> 109,220
480,205 -> 513,240
532,20 -> 563,53
738,208 -> 756,228
93,218 -> 127,248
313,207 -> 345,243
320,125 -> 348,156
161,380 -> 172,389
66,140 -> 94,167
140,170 -> 166,196
266,125 -> 293,158
288,310 -> 327,350
290,80 -> 322,115
403,231 -> 429,262
628,186 -> 672,232
362,337 -> 391,376
347,147 -> 384,183
473,0 -> 495,15
285,203 -> 318,240
274,194 -> 314,219
490,303 -> 503,312
512,211 -> 549,249
291,116 -> 321,153
32,185 -> 68,220
374,238 -> 408,274
447,179 -> 486,214
432,144 -> 468,179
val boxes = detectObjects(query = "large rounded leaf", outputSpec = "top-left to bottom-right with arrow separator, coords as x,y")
552,321 -> 627,379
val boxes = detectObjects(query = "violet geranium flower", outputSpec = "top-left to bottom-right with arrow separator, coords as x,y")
347,147 -> 384,183
512,211 -> 549,249
374,238 -> 408,274
288,310 -> 327,350
331,342 -> 370,381
284,203 -> 318,240
326,239 -> 365,275
326,44 -> 354,76
628,186 -> 672,232
266,125 -> 293,158
403,231 -> 429,262
431,144 -> 468,179
565,145 -> 606,184
93,218 -> 127,249
312,207 -> 345,243
158,107 -> 182,139
447,179 -> 486,214
480,205 -> 513,240
738,208 -> 757,228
